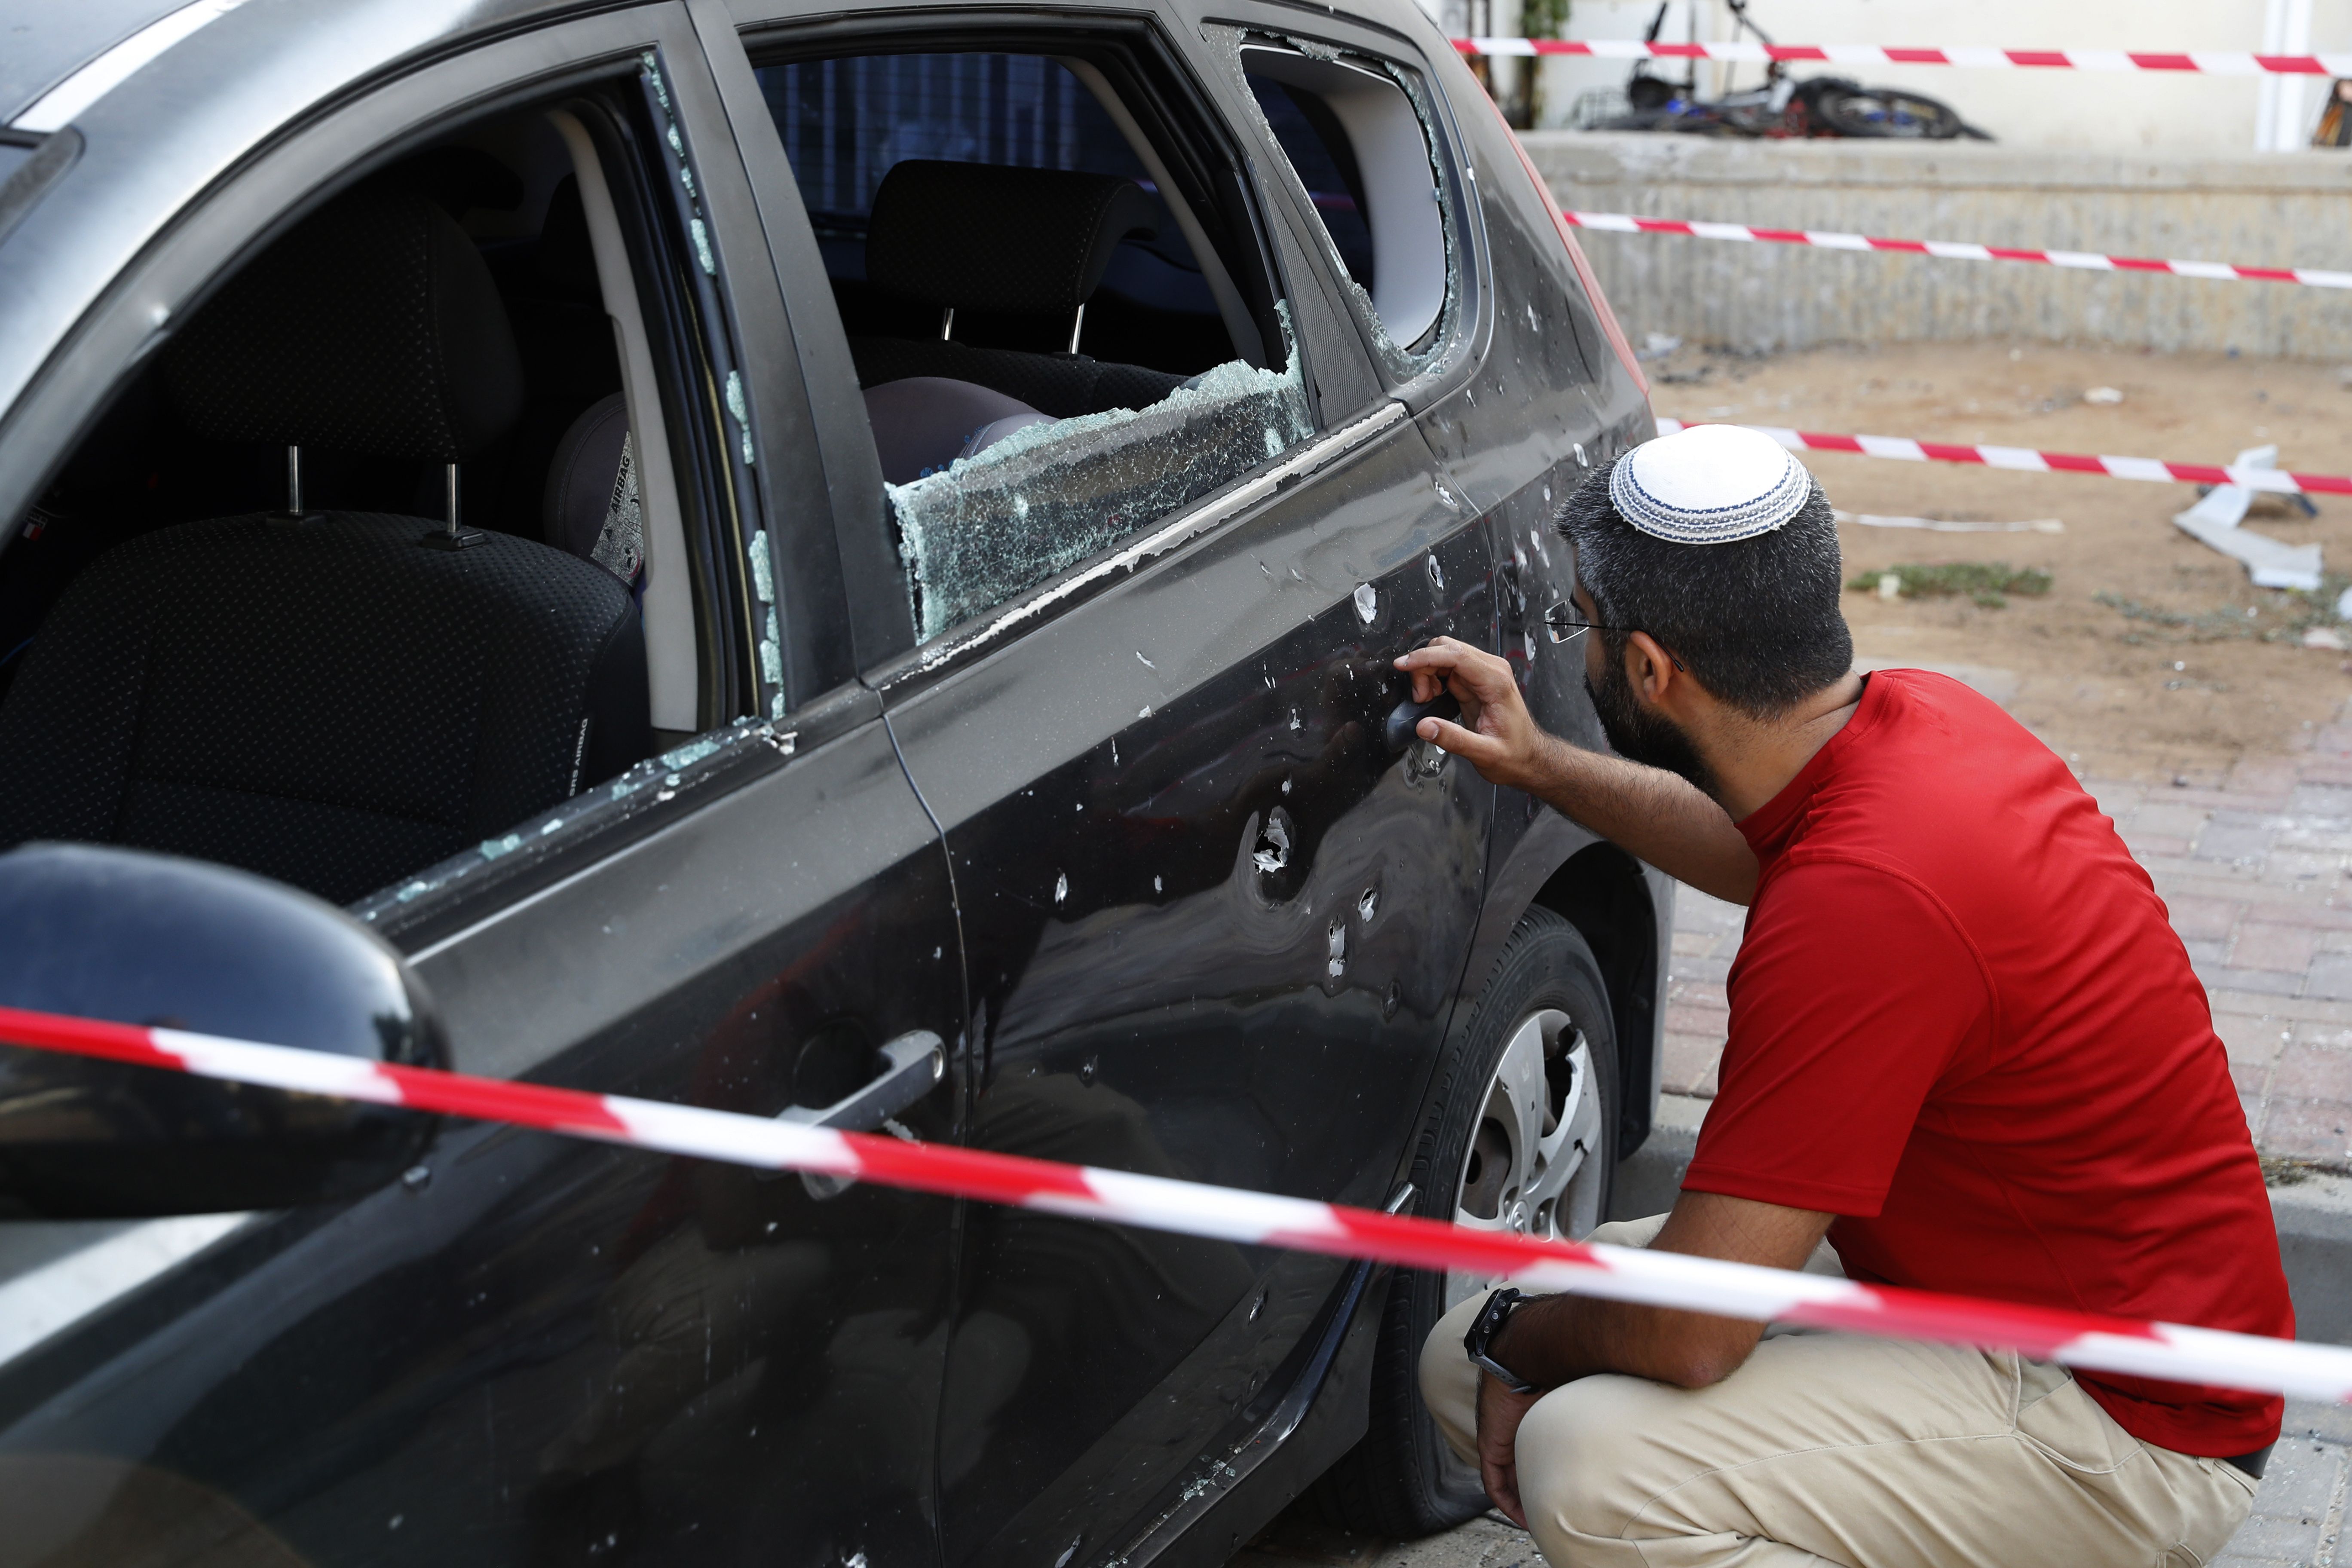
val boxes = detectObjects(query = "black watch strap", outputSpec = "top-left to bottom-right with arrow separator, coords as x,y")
1462,1286 -> 1540,1395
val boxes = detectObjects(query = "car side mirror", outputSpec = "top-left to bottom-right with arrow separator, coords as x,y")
0,843 -> 445,1218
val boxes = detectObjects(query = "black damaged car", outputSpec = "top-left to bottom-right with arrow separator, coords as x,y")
0,1 -> 1663,1563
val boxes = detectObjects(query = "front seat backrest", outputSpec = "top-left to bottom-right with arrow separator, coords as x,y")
0,185 -> 651,906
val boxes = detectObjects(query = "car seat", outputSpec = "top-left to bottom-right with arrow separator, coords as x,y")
0,185 -> 652,906
851,161 -> 1190,418
858,378 -> 1056,485
542,392 -> 644,584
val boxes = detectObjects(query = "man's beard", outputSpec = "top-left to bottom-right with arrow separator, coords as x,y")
1586,655 -> 1718,799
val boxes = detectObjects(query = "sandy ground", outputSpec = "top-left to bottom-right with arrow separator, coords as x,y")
1641,341 -> 2352,781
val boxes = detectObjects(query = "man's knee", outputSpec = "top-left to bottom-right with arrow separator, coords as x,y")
1418,1294 -> 1488,1464
1513,1375 -> 1680,1550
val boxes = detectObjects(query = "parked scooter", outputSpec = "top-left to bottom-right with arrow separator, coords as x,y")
1599,0 -> 1991,141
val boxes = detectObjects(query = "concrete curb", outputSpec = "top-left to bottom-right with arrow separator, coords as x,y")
1615,1094 -> 2352,1344
2274,1170 -> 2352,1345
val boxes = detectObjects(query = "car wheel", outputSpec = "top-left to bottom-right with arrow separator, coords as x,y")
1308,906 -> 1618,1537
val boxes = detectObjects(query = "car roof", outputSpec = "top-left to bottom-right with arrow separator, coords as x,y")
0,0 -> 200,126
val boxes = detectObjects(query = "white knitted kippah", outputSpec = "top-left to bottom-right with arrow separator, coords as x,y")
1608,424 -> 1812,544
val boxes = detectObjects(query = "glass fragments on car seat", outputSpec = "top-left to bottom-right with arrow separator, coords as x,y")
888,334 -> 1312,640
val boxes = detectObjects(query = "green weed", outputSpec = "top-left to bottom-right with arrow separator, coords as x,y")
1847,562 -> 2053,609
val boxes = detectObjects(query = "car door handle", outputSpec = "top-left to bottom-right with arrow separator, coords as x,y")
778,1030 -> 946,1133
1383,690 -> 1461,753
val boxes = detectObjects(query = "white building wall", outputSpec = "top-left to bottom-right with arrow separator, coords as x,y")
1444,0 -> 2352,152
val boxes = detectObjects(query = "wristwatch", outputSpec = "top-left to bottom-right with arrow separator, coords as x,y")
1462,1286 -> 1541,1394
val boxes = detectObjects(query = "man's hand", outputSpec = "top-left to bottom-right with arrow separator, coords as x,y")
1475,1368 -> 1543,1527
1393,637 -> 1554,793
1466,1195 -> 1834,1521
1391,638 -> 1761,904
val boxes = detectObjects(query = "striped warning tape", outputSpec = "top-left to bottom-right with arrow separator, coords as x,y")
1655,418 -> 2352,497
1452,37 -> 2352,74
1564,211 -> 2352,291
0,1001 -> 2344,1403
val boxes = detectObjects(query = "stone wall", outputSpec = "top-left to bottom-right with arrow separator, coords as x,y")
1523,132 -> 2352,360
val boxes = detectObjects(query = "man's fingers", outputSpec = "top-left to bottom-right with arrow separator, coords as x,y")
1419,716 -> 1503,761
1395,638 -> 1514,703
1480,1454 -> 1527,1528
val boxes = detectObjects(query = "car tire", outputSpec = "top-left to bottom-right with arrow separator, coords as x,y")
1308,906 -> 1619,1538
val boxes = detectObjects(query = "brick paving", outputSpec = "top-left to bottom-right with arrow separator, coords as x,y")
1663,701 -> 2352,1170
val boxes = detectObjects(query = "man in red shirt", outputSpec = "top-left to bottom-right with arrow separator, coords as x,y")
1394,424 -> 2290,1567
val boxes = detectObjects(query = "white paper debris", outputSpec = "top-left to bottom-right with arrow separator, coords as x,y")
2171,446 -> 2322,591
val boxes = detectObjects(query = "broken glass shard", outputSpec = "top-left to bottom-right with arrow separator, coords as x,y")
1054,871 -> 1069,906
1427,555 -> 1444,591
888,312 -> 1314,640
1289,708 -> 1302,732
1353,583 -> 1378,625
1358,887 -> 1378,923
1326,920 -> 1347,978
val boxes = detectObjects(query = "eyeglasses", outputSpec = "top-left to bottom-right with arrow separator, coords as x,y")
1542,602 -> 1687,671
1542,601 -> 1638,645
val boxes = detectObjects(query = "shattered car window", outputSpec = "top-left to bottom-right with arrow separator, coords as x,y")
1220,32 -> 1464,381
892,336 -> 1312,640
754,49 -> 1318,644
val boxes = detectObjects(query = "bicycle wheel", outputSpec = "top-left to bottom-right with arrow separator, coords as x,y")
1808,82 -> 1966,139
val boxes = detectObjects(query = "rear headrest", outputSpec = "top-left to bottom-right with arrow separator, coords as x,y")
164,186 -> 524,463
866,161 -> 1158,318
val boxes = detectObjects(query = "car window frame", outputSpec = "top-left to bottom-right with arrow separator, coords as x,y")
1193,6 -> 1494,415
715,4 -> 1412,688
0,5 -> 867,954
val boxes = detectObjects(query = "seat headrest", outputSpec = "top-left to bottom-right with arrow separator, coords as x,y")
866,161 -> 1158,318
164,185 -> 524,463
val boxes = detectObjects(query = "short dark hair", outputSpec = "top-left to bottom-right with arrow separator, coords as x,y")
1555,456 -> 1853,717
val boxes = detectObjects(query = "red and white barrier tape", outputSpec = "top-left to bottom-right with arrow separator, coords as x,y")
1452,37 -> 2352,74
0,1002 -> 2345,1403
1566,211 -> 2352,291
1655,418 -> 2352,497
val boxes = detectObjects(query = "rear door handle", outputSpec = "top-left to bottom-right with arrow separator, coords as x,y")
1383,690 -> 1460,753
772,1030 -> 944,1198
779,1029 -> 946,1132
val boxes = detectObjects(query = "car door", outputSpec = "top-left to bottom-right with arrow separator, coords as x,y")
0,12 -> 959,1568
702,8 -> 1494,1564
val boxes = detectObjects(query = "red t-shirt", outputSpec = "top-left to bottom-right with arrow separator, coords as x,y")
1681,669 -> 2293,1456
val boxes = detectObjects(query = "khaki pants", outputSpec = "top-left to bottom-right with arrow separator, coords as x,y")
1420,1216 -> 2259,1567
